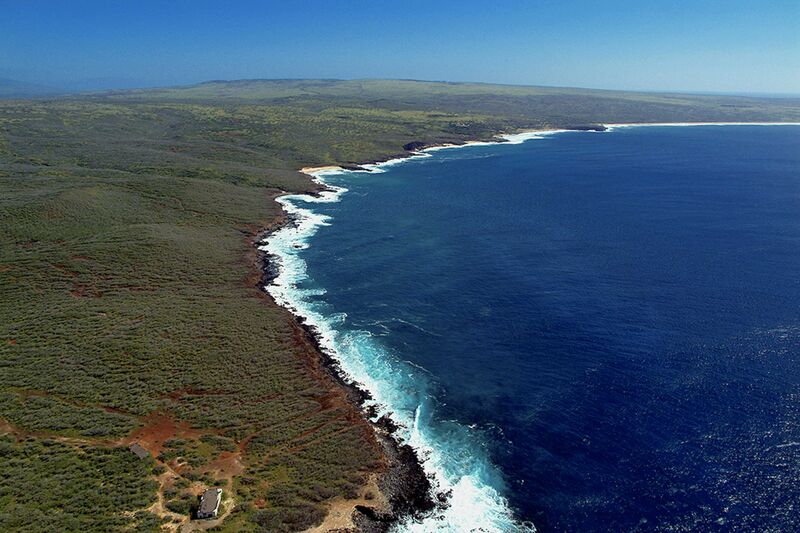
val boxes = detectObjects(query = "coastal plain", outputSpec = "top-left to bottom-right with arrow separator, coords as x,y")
1,79 -> 799,532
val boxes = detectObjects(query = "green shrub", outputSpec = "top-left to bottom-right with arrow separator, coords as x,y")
0,437 -> 157,532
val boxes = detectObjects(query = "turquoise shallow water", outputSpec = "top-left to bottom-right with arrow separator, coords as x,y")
265,125 -> 800,531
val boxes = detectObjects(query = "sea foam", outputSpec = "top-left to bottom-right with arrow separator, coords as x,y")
261,139 -> 549,532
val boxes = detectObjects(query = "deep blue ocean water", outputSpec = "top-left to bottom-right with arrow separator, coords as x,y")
266,125 -> 800,532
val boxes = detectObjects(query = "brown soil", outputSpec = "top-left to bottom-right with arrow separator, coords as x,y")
124,412 -> 207,456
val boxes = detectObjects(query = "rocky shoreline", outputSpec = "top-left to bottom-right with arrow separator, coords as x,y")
257,213 -> 437,532
339,125 -> 608,172
253,128 -> 584,531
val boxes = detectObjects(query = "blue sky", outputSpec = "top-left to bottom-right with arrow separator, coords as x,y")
1,0 -> 798,94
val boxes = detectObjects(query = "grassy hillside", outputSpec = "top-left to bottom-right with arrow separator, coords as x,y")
1,79 -> 799,532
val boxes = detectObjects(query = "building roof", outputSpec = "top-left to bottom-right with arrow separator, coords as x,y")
128,442 -> 150,459
198,488 -> 223,517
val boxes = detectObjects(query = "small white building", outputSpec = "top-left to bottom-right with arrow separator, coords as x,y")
197,488 -> 223,519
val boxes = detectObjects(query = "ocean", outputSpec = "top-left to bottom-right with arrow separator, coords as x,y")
263,124 -> 800,532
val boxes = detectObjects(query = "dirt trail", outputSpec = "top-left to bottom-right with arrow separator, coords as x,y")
148,471 -> 189,532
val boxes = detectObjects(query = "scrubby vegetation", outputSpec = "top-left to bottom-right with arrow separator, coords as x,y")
159,435 -> 236,467
0,393 -> 138,438
1,79 -> 798,531
0,436 -> 161,532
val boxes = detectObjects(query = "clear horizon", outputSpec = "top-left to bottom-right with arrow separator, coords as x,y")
2,0 -> 799,94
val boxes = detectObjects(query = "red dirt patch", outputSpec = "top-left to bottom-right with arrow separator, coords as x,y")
125,412 -> 206,456
238,431 -> 258,453
6,339 -> 16,345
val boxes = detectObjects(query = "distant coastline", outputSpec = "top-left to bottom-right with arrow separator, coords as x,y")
300,122 -> 800,177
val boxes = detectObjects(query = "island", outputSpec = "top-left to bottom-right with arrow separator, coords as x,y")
1,79 -> 799,532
